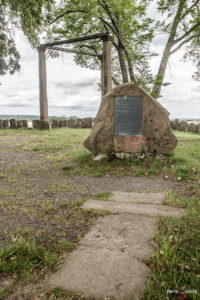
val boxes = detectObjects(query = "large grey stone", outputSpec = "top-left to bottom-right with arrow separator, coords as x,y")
84,83 -> 177,155
0,120 -> 3,129
3,120 -> 9,129
108,191 -> 165,204
82,200 -> 184,217
9,119 -> 17,129
46,214 -> 157,299
68,119 -> 76,128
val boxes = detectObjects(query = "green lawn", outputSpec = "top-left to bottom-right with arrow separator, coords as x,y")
0,128 -> 199,299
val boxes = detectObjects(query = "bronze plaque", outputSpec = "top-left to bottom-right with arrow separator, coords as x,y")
115,96 -> 143,136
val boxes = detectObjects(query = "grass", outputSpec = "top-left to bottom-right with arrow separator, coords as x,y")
1,127 -> 200,299
143,193 -> 200,299
0,238 -> 60,282
95,191 -> 111,200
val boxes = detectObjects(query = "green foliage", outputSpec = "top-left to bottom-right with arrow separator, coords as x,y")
46,0 -> 155,89
0,0 -> 55,77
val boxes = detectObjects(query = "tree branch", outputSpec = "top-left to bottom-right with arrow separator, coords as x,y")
180,0 -> 200,20
173,21 -> 200,44
170,34 -> 200,54
50,10 -> 86,24
112,76 -> 120,86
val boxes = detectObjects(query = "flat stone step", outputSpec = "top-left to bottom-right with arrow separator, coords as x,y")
46,214 -> 157,299
82,200 -> 184,217
108,191 -> 165,204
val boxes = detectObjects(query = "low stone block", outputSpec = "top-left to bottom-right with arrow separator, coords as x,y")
38,120 -> 51,130
197,125 -> 200,134
16,120 -> 23,128
76,119 -> 83,128
32,120 -> 40,129
3,120 -> 9,129
68,119 -> 76,128
22,120 -> 28,128
52,120 -> 59,128
9,119 -> 17,129
82,118 -> 92,128
63,120 -> 68,127
0,120 -> 3,129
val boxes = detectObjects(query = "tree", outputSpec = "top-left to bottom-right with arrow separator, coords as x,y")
152,0 -> 200,97
0,0 -> 55,76
46,0 -> 200,97
46,0 -> 155,90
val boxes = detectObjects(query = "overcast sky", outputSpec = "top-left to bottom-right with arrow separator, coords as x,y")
0,5 -> 199,119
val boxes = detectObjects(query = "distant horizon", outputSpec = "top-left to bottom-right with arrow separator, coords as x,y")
0,114 -> 200,121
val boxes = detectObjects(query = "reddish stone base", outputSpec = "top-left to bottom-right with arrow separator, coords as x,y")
114,136 -> 147,153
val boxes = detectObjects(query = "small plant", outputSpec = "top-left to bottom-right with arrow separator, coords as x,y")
174,165 -> 193,180
0,238 -> 59,282
72,199 -> 85,207
72,149 -> 91,164
62,164 -> 73,171
95,191 -> 111,200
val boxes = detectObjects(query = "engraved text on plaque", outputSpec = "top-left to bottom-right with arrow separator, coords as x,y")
115,96 -> 143,136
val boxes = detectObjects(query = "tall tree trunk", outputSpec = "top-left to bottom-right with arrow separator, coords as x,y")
152,0 -> 186,98
117,46 -> 129,83
152,41 -> 173,98
124,49 -> 136,82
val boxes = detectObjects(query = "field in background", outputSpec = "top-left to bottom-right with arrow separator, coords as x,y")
0,128 -> 200,299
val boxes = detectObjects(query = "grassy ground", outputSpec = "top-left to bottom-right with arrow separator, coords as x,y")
0,128 -> 200,299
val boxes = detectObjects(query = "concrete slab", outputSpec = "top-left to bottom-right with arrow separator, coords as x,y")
82,200 -> 184,217
108,191 -> 165,204
46,214 -> 157,299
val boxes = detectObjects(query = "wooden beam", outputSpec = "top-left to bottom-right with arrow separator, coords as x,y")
39,32 -> 109,48
38,47 -> 48,121
50,46 -> 102,58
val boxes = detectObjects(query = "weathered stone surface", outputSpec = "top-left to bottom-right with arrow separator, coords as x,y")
108,191 -> 165,204
46,214 -> 157,299
82,200 -> 184,217
82,117 -> 92,128
179,121 -> 187,131
3,120 -> 9,129
52,120 -> 59,128
38,120 -> 51,130
68,119 -> 76,128
84,83 -> 177,155
0,120 -> 3,129
63,120 -> 68,127
22,120 -> 28,128
59,120 -> 64,128
16,120 -> 23,128
9,119 -> 17,129
75,119 -> 83,128
32,120 -> 40,129
197,125 -> 200,134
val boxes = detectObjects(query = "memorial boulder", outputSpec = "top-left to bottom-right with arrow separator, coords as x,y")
84,83 -> 177,155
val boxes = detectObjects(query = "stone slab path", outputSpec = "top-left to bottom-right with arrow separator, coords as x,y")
46,192 -> 184,299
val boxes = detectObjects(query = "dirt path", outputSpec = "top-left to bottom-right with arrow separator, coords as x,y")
0,133 -> 184,299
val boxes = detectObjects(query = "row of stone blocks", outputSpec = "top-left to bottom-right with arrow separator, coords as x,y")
0,119 -> 28,129
32,118 -> 93,129
170,119 -> 200,134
